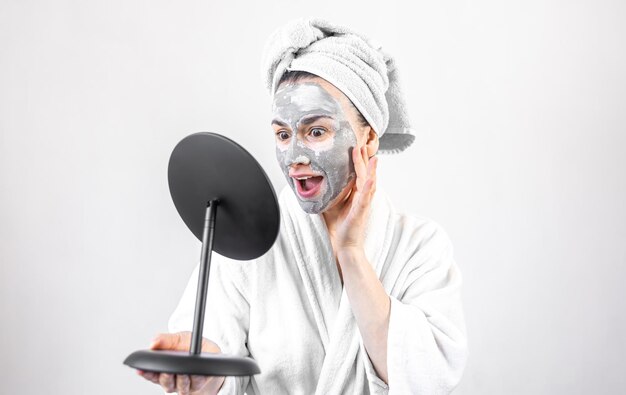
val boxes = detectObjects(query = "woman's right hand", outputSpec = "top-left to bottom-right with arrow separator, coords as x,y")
136,331 -> 226,395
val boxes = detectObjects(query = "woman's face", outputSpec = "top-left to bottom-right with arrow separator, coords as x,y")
271,77 -> 364,214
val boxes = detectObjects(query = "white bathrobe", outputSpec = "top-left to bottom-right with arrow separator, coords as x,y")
167,185 -> 468,394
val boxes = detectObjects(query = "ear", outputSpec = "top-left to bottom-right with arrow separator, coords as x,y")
365,126 -> 379,158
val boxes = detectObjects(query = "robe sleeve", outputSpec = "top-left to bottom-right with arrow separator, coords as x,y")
385,221 -> 469,394
167,254 -> 252,395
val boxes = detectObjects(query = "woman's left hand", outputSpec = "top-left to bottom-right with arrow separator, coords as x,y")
334,145 -> 378,252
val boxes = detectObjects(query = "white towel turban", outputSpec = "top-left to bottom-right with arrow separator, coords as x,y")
260,17 -> 416,154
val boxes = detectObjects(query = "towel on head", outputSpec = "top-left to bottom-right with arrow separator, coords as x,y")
260,17 -> 416,154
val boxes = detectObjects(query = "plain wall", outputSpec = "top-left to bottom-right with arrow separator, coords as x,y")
1,1 -> 624,394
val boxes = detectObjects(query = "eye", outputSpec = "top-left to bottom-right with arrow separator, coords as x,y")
310,128 -> 326,138
276,130 -> 291,141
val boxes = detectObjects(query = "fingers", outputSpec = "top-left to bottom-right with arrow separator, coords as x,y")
368,155 -> 378,195
357,154 -> 377,199
361,144 -> 370,170
190,375 -> 210,391
137,370 -> 160,384
151,332 -> 221,354
358,180 -> 374,209
353,145 -> 377,192
159,373 -> 176,393
151,331 -> 190,351
353,155 -> 378,215
201,338 -> 222,353
137,370 -> 209,395
176,374 -> 191,395
353,146 -> 367,191
141,334 -> 221,394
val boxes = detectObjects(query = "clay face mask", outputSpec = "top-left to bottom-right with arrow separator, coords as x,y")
272,81 -> 357,214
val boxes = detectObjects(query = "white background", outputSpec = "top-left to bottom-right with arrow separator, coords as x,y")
1,1 -> 624,394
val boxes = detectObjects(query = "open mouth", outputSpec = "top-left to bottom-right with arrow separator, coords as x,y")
293,175 -> 324,199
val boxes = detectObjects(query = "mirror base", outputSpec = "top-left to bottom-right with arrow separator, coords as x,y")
124,349 -> 260,376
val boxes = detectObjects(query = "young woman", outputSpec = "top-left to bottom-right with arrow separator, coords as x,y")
137,17 -> 468,395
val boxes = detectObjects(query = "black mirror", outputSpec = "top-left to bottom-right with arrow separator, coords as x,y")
124,132 -> 280,376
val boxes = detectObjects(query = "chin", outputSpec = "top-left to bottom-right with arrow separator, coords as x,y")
297,200 -> 327,215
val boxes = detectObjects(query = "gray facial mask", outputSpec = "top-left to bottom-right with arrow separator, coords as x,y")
272,81 -> 357,214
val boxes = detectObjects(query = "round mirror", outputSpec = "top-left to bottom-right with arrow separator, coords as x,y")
168,132 -> 280,260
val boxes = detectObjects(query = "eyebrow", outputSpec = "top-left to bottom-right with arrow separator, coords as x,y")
299,114 -> 334,126
271,119 -> 289,127
271,114 -> 335,129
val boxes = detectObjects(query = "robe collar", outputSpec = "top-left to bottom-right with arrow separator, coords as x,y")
279,185 -> 396,393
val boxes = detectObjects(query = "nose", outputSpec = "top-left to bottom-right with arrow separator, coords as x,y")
288,155 -> 311,168
283,139 -> 311,167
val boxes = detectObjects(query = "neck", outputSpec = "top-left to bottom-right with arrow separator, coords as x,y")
321,190 -> 353,287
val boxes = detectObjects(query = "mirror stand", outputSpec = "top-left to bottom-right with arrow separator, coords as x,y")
124,199 -> 260,376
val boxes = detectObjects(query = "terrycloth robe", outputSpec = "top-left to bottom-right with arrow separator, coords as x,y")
167,185 -> 469,394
